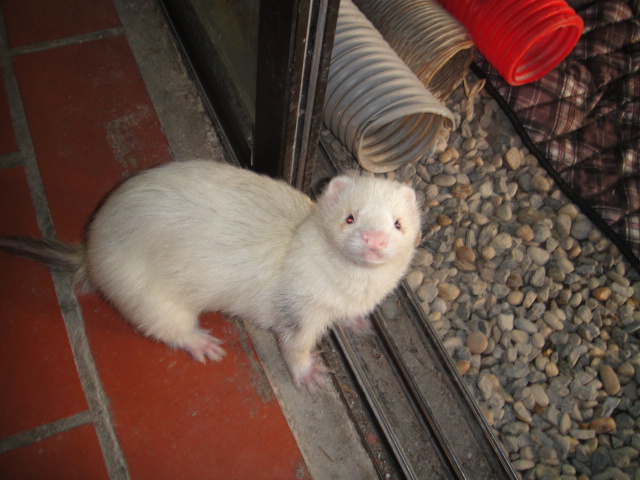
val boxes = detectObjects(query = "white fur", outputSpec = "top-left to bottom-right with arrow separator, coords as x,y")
85,160 -> 420,390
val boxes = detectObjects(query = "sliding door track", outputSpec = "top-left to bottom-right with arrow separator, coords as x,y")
319,135 -> 518,480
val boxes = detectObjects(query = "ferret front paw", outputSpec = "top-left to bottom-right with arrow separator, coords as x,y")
184,331 -> 226,363
343,316 -> 374,336
293,353 -> 329,393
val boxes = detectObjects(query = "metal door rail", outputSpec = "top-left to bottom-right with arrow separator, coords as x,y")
332,283 -> 518,479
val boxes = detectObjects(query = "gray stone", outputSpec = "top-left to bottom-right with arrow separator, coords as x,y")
528,246 -> 551,265
405,269 -> 424,291
556,213 -> 572,236
433,174 -> 456,187
555,257 -> 575,274
532,224 -> 552,243
512,459 -> 535,472
501,421 -> 529,436
544,311 -> 565,331
570,428 -> 596,440
417,283 -> 439,303
591,447 -> 612,473
514,318 -> 538,334
529,267 -> 546,287
571,217 -> 593,241
497,313 -> 515,331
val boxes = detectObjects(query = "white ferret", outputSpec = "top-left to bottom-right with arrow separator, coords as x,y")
0,160 -> 421,391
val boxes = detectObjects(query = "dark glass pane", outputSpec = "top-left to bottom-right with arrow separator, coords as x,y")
159,0 -> 258,164
189,0 -> 258,120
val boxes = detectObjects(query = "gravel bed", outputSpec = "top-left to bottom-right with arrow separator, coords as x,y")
323,74 -> 640,480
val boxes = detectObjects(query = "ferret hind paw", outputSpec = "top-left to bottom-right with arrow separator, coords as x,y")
294,356 -> 330,394
344,316 -> 374,336
185,332 -> 226,363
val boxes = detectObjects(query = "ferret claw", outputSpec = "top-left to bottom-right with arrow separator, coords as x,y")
186,332 -> 226,363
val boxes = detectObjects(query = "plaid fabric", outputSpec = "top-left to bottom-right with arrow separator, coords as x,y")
476,0 -> 640,263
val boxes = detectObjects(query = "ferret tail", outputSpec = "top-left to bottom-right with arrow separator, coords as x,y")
0,236 -> 91,290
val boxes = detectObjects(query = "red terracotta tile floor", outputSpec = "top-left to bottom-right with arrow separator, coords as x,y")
0,1 -> 311,478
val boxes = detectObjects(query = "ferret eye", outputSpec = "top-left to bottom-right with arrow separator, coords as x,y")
346,214 -> 355,224
394,219 -> 402,230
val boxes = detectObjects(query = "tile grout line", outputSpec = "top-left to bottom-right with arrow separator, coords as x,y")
0,151 -> 22,169
0,411 -> 94,454
0,12 -> 53,237
0,9 -> 130,480
10,27 -> 125,57
52,273 -> 131,480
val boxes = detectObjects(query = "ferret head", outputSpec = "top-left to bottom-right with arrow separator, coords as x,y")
316,175 -> 420,267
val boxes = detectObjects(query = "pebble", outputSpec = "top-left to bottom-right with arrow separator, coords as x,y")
504,147 -> 522,170
405,270 -> 424,291
413,248 -> 433,267
456,360 -> 470,375
599,365 -> 621,395
618,361 -> 635,378
532,223 -> 551,243
478,182 -> 493,198
543,311 -> 564,331
467,331 -> 489,355
478,373 -> 499,400
471,212 -> 490,226
513,401 -> 533,424
593,286 -> 612,302
431,297 -> 448,314
522,291 -> 537,308
437,214 -> 452,227
438,283 -> 461,301
559,203 -> 579,219
506,291 -> 523,306
433,174 -> 456,187
488,235 -> 511,256
530,384 -> 550,407
531,333 -> 545,349
497,313 -> 514,331
461,137 -> 476,151
528,246 -> 551,266
452,184 -> 473,199
545,362 -> 559,378
559,413 -> 571,435
570,428 -> 596,440
438,149 -> 453,164
495,204 -> 512,222
511,459 -> 535,471
480,245 -> 496,260
555,257 -> 575,274
590,417 -> 617,434
456,245 -> 476,263
571,217 -> 593,241
443,336 -> 463,351
515,225 -> 534,242
556,213 -> 572,237
417,284 -> 438,303
531,174 -> 552,193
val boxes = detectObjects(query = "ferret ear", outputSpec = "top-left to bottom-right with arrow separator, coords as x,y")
401,185 -> 417,206
322,176 -> 353,205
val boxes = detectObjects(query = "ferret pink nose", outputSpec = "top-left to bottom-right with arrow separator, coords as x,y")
361,231 -> 388,250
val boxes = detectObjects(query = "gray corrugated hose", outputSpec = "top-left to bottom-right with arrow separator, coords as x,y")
323,0 -> 454,173
353,0 -> 475,100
